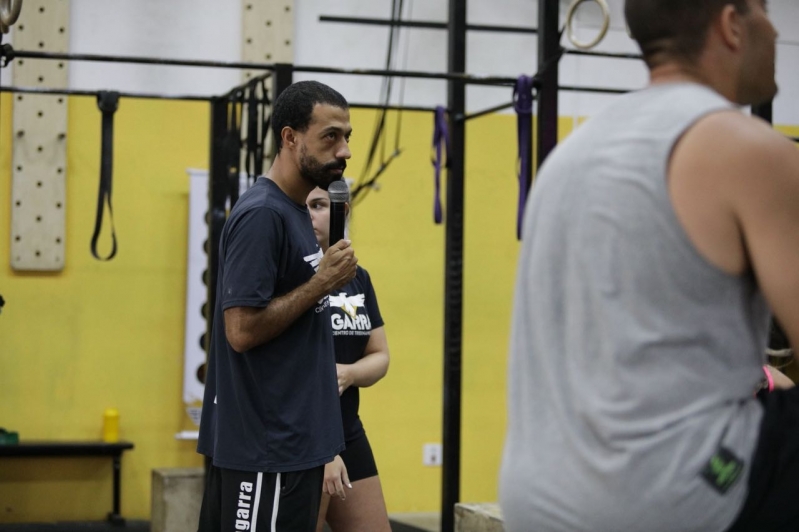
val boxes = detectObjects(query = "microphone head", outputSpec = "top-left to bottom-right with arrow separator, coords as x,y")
328,180 -> 349,204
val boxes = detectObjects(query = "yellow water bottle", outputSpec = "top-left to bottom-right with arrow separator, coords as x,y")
103,408 -> 119,443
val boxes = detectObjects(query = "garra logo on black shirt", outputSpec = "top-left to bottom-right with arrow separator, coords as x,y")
303,249 -> 323,272
304,248 -> 329,313
330,292 -> 371,335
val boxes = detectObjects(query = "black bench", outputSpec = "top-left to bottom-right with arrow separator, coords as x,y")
0,441 -> 135,523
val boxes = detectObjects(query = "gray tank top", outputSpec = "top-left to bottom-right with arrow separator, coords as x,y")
500,83 -> 771,532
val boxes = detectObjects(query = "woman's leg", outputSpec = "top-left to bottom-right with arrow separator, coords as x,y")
325,474 -> 391,532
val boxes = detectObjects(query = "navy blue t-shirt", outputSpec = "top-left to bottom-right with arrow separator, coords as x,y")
329,266 -> 384,442
197,177 -> 344,473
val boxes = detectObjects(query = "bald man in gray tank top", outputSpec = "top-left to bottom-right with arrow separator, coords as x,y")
501,1 -> 799,531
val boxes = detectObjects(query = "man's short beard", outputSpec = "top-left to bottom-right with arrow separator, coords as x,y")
299,146 -> 346,190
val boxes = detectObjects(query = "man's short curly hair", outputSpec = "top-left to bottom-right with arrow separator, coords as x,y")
271,81 -> 349,153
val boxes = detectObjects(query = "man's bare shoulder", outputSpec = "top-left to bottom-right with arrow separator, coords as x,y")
689,110 -> 794,161
669,109 -> 799,275
675,110 -> 799,191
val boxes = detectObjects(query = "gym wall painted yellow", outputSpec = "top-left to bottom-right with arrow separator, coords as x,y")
0,94 -> 210,522
0,90 -> 572,522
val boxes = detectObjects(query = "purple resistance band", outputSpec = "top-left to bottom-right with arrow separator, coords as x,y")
514,75 -> 535,240
431,105 -> 449,224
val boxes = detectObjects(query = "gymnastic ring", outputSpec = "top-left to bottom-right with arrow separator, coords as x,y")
565,0 -> 610,51
0,0 -> 22,31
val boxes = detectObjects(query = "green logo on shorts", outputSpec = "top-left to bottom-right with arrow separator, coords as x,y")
701,447 -> 744,494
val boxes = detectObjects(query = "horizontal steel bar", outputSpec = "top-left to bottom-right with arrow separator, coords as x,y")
1,85 -> 444,112
0,84 -> 211,101
559,84 -> 630,94
457,101 -> 516,121
349,102 -> 440,112
3,49 -> 518,85
319,15 -> 537,34
564,49 -> 643,61
6,49 -> 275,71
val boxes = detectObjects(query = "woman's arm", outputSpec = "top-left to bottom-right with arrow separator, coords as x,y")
336,326 -> 389,395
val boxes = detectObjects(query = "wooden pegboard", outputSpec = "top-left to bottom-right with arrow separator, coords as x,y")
241,0 -> 295,173
241,0 -> 294,82
10,0 -> 69,271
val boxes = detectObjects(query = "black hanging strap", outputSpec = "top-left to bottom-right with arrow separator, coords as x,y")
246,82 -> 259,179
255,77 -> 271,179
91,91 -> 120,261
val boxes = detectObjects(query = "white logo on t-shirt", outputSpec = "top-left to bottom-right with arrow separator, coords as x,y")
330,293 -> 366,319
303,249 -> 323,272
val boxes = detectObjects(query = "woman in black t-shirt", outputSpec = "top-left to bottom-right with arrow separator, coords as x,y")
307,186 -> 392,532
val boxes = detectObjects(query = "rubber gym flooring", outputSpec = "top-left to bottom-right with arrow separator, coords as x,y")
0,519 -> 428,532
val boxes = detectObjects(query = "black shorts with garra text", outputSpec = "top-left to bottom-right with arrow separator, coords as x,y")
197,463 -> 324,532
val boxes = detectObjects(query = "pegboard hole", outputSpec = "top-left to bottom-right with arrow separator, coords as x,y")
266,20 -> 272,26
15,200 -> 21,207
14,235 -> 21,242
38,42 -> 45,48
56,237 -> 62,244
57,98 -> 64,104
58,62 -> 64,69
37,146 -> 44,152
16,165 -> 22,172
266,53 -> 272,60
57,167 -> 64,174
17,95 -> 23,101
18,24 -> 23,30
246,38 -> 252,44
38,76 -> 45,83
246,3 -> 252,9
36,181 -> 42,187
285,5 -> 291,11
285,39 -> 291,46
18,59 -> 23,66
39,6 -> 44,12
59,27 -> 65,33
37,111 -> 44,118
35,250 -> 41,257
56,202 -> 62,209
36,216 -> 42,222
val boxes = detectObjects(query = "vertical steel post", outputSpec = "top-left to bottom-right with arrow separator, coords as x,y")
537,0 -> 560,169
442,0 -> 467,530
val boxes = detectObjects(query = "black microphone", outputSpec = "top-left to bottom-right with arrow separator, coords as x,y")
328,180 -> 349,248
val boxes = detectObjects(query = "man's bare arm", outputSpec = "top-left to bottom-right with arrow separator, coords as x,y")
224,239 -> 357,352
728,120 -> 799,358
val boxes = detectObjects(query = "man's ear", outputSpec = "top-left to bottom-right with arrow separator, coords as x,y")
282,127 -> 298,151
717,4 -> 744,52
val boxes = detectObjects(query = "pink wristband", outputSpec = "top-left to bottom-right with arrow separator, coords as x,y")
763,366 -> 775,392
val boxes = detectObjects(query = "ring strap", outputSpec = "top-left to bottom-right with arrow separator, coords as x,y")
91,91 -> 120,261
431,106 -> 449,224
